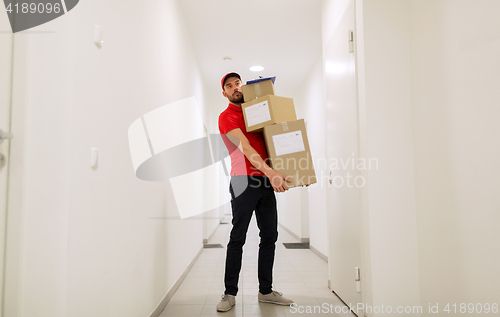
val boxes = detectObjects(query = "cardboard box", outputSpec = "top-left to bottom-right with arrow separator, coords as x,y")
242,78 -> 275,102
263,119 -> 317,188
242,95 -> 297,132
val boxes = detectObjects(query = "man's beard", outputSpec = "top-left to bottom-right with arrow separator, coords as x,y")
228,92 -> 244,104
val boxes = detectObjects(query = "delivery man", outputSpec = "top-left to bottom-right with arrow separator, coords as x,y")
216,72 -> 294,312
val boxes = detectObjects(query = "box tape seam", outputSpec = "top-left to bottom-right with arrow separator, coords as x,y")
282,121 -> 289,131
255,83 -> 261,97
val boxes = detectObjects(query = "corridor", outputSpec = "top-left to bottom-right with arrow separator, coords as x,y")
159,216 -> 353,317
1,0 -> 499,316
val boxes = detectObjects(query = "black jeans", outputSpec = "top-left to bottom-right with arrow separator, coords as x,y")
224,175 -> 278,296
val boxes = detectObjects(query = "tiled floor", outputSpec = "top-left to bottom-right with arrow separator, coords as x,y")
159,215 -> 355,317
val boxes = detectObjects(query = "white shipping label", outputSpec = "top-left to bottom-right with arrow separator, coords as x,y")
272,130 -> 306,156
244,101 -> 271,127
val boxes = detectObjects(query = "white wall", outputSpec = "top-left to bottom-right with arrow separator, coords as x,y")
271,2 -> 326,247
322,0 -> 352,50
276,191 -> 303,239
409,0 -> 500,313
293,57 -> 328,255
4,1 -> 217,316
360,0 -> 422,314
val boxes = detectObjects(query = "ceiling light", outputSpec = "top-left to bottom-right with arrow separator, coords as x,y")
250,66 -> 264,72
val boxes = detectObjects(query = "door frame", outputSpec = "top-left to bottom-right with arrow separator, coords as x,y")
1,32 -> 30,317
0,24 -> 14,317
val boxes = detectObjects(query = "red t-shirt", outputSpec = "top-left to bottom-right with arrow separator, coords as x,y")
218,103 -> 268,176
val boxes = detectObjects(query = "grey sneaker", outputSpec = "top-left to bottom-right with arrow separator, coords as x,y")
216,294 -> 236,312
258,290 -> 294,305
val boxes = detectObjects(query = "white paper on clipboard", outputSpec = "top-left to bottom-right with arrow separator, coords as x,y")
244,101 -> 271,127
272,130 -> 306,156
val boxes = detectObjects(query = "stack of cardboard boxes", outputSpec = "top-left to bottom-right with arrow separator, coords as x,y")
241,77 -> 317,188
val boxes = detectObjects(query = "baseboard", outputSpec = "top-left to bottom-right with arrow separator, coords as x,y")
203,222 -> 219,244
309,244 -> 328,263
148,246 -> 204,317
332,289 -> 359,317
278,223 -> 309,243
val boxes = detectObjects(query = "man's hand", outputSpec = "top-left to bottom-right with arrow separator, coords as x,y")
225,128 -> 292,192
267,171 -> 291,193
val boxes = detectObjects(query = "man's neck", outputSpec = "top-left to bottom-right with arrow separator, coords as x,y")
230,102 -> 242,108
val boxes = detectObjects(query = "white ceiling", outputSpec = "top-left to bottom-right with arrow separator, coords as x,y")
177,0 -> 323,100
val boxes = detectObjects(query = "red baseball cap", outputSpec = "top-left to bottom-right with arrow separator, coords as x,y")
221,72 -> 241,90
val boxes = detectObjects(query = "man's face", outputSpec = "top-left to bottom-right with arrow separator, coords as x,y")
222,76 -> 244,104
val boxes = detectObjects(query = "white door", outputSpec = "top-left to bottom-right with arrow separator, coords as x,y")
324,0 -> 362,308
0,11 -> 14,316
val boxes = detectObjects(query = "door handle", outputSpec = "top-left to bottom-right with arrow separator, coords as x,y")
0,129 -> 13,144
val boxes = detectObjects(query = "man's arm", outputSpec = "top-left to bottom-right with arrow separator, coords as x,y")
226,128 -> 291,192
